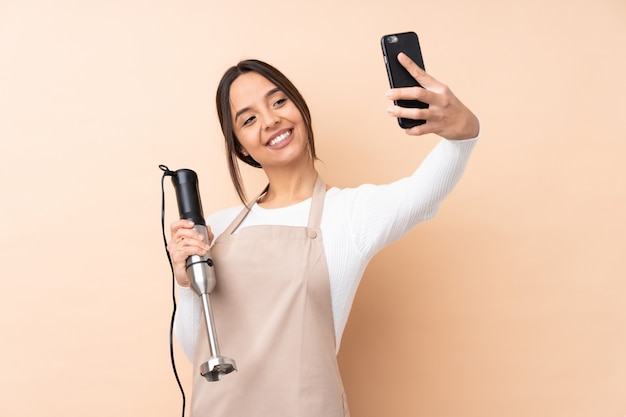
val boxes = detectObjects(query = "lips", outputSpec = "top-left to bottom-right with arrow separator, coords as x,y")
266,129 -> 293,147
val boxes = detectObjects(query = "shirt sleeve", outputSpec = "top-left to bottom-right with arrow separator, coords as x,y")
347,137 -> 478,261
173,285 -> 202,362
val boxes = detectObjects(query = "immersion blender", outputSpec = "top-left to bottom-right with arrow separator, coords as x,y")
170,168 -> 237,381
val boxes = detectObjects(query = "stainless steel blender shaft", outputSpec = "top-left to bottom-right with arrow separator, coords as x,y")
187,224 -> 237,382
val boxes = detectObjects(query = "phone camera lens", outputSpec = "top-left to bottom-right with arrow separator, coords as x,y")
386,35 -> 398,44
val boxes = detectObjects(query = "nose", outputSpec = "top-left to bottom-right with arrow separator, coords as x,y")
262,111 -> 280,130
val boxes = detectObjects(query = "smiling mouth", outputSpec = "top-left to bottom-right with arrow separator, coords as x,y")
267,129 -> 292,147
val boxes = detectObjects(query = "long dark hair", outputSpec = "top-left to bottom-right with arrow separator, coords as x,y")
216,59 -> 317,204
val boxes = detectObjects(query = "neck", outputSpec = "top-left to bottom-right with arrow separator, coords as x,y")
259,162 -> 318,208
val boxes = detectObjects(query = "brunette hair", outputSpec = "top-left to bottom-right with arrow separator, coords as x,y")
216,59 -> 317,204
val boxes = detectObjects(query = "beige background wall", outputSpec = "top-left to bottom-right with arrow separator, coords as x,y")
1,1 -> 625,416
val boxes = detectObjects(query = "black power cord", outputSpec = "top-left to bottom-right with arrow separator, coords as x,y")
159,164 -> 186,417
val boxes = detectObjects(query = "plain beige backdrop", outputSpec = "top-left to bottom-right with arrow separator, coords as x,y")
1,0 -> 625,416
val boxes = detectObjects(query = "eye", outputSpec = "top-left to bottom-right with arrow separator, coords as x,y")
273,97 -> 288,107
242,115 -> 256,127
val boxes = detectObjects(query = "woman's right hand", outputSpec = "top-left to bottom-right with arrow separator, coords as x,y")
385,52 -> 479,140
167,219 -> 213,287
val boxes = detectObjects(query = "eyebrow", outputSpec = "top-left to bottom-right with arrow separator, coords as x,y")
234,87 -> 283,122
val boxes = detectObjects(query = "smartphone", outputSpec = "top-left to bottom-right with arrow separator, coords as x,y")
381,31 -> 428,128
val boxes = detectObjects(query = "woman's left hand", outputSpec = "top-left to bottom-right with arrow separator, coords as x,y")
385,52 -> 480,140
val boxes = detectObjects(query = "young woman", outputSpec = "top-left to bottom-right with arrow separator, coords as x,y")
169,53 -> 479,416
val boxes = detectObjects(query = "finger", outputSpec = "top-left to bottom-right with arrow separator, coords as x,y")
172,244 -> 205,263
386,85 -> 436,104
175,228 -> 208,243
171,220 -> 208,241
170,219 -> 195,237
404,121 -> 436,137
167,240 -> 195,259
168,229 -> 211,257
397,52 -> 436,88
386,105 -> 429,123
177,234 -> 211,253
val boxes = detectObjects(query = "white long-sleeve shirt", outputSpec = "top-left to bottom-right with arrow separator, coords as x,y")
174,137 -> 478,361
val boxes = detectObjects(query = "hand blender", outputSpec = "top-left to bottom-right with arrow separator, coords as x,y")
171,169 -> 237,381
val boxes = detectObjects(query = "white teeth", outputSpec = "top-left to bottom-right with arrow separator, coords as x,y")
267,130 -> 291,146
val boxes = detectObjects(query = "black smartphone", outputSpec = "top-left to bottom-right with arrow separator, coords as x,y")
381,31 -> 428,128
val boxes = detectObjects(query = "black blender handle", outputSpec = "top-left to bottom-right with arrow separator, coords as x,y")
171,169 -> 206,226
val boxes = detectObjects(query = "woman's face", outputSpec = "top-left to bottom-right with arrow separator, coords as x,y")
229,71 -> 309,169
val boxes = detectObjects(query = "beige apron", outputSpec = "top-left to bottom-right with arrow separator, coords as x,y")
191,176 -> 350,417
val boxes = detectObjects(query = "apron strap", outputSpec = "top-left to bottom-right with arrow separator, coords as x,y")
221,185 -> 268,236
306,175 -> 327,230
